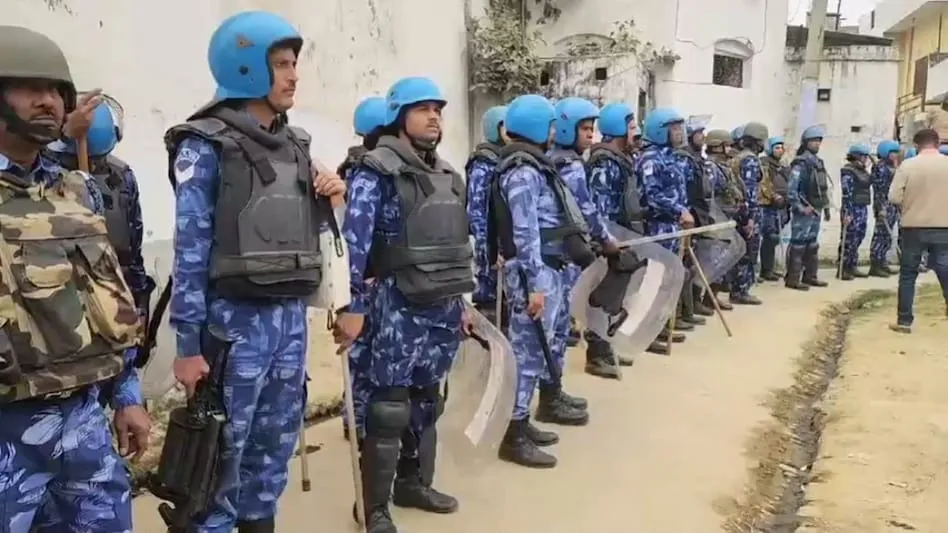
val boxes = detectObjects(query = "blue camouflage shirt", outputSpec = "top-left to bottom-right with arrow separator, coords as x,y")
550,152 -> 613,243
787,151 -> 824,214
587,157 -> 625,223
738,154 -> 762,221
0,152 -> 141,409
871,162 -> 895,213
636,145 -> 688,221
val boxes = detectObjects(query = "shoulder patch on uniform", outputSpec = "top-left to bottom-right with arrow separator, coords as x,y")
174,146 -> 201,184
640,160 -> 654,176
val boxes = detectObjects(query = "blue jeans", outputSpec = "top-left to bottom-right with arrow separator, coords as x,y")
896,228 -> 948,326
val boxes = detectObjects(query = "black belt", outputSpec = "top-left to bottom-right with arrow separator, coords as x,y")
15,385 -> 91,406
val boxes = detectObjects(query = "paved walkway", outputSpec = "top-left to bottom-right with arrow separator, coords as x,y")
133,271 -> 908,533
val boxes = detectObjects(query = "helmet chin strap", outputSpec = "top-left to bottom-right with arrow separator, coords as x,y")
0,102 -> 60,146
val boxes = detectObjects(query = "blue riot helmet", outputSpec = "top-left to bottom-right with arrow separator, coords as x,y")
353,96 -> 386,137
553,97 -> 599,147
505,94 -> 555,145
876,140 -> 900,160
598,102 -> 635,138
208,11 -> 303,100
801,124 -> 826,142
481,105 -> 507,144
383,76 -> 446,127
939,145 -> 948,155
765,136 -> 784,157
905,147 -> 917,159
847,143 -> 870,157
46,102 -> 119,157
642,107 -> 685,146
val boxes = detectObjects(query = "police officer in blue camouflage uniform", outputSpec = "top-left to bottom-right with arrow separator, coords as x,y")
588,103 -> 674,356
165,12 -> 346,533
548,97 -> 620,379
674,121 -> 715,323
467,105 -> 507,323
837,143 -> 873,280
491,94 -> 598,468
334,76 -> 473,531
637,108 -> 695,342
0,25 -> 151,533
868,140 -> 901,277
728,122 -> 768,305
47,98 -> 156,406
341,95 -> 387,443
758,136 -> 790,281
785,125 -> 831,290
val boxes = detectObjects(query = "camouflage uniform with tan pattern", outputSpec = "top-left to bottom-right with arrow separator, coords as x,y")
0,169 -> 140,403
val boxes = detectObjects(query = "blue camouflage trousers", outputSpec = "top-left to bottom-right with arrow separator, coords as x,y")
790,210 -> 821,246
761,207 -> 788,239
193,298 -> 308,533
870,204 -> 900,263
647,220 -> 682,254
840,205 -> 868,269
731,217 -> 761,297
0,389 -> 132,533
505,262 -> 563,421
358,276 -> 461,441
544,263 -> 580,385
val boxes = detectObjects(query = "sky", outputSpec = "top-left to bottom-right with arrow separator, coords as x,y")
787,0 -> 878,25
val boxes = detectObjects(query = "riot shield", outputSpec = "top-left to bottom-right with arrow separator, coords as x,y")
690,202 -> 746,285
571,223 -> 686,356
140,250 -> 178,400
439,303 -> 517,470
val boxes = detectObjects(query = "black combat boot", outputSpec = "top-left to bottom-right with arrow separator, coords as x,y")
850,265 -> 868,278
393,427 -> 458,514
868,261 -> 891,277
680,283 -> 705,325
524,417 -> 559,447
237,518 -> 275,533
802,243 -> 828,287
784,245 -> 810,291
499,419 -> 557,468
730,293 -> 762,305
704,290 -> 732,311
645,340 -> 670,355
693,287 -> 714,316
584,336 -> 620,380
656,328 -> 685,343
535,383 -> 589,426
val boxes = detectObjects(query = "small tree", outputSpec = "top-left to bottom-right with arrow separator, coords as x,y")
468,1 -> 547,98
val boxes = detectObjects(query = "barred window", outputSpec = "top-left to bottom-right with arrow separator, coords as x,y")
713,54 -> 745,88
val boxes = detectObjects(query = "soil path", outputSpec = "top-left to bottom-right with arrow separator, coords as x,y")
798,289 -> 948,533
132,271 -> 905,532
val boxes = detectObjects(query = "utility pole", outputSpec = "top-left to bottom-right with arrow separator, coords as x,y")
795,0 -> 830,141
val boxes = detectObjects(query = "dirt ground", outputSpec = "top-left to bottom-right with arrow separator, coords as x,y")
798,288 -> 948,533
131,271 -> 910,532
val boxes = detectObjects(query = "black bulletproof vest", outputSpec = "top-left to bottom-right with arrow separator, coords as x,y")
843,163 -> 872,205
468,142 -> 502,166
792,154 -> 830,210
586,143 -> 643,232
164,106 -> 325,300
361,136 -> 474,305
676,147 -> 713,224
488,142 -> 589,263
47,151 -> 135,266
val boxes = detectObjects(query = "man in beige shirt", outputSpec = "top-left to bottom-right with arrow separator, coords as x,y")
887,128 -> 948,332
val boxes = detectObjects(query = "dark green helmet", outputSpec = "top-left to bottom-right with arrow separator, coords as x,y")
742,122 -> 769,142
705,129 -> 732,147
0,26 -> 76,112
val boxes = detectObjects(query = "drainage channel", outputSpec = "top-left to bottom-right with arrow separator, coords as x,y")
722,289 -> 891,533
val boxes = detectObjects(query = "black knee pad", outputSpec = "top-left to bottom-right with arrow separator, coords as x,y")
366,387 -> 411,439
411,384 -> 444,420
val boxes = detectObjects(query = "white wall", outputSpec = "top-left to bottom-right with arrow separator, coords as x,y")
4,0 -> 474,250
529,0 -> 790,132
783,44 -> 900,255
